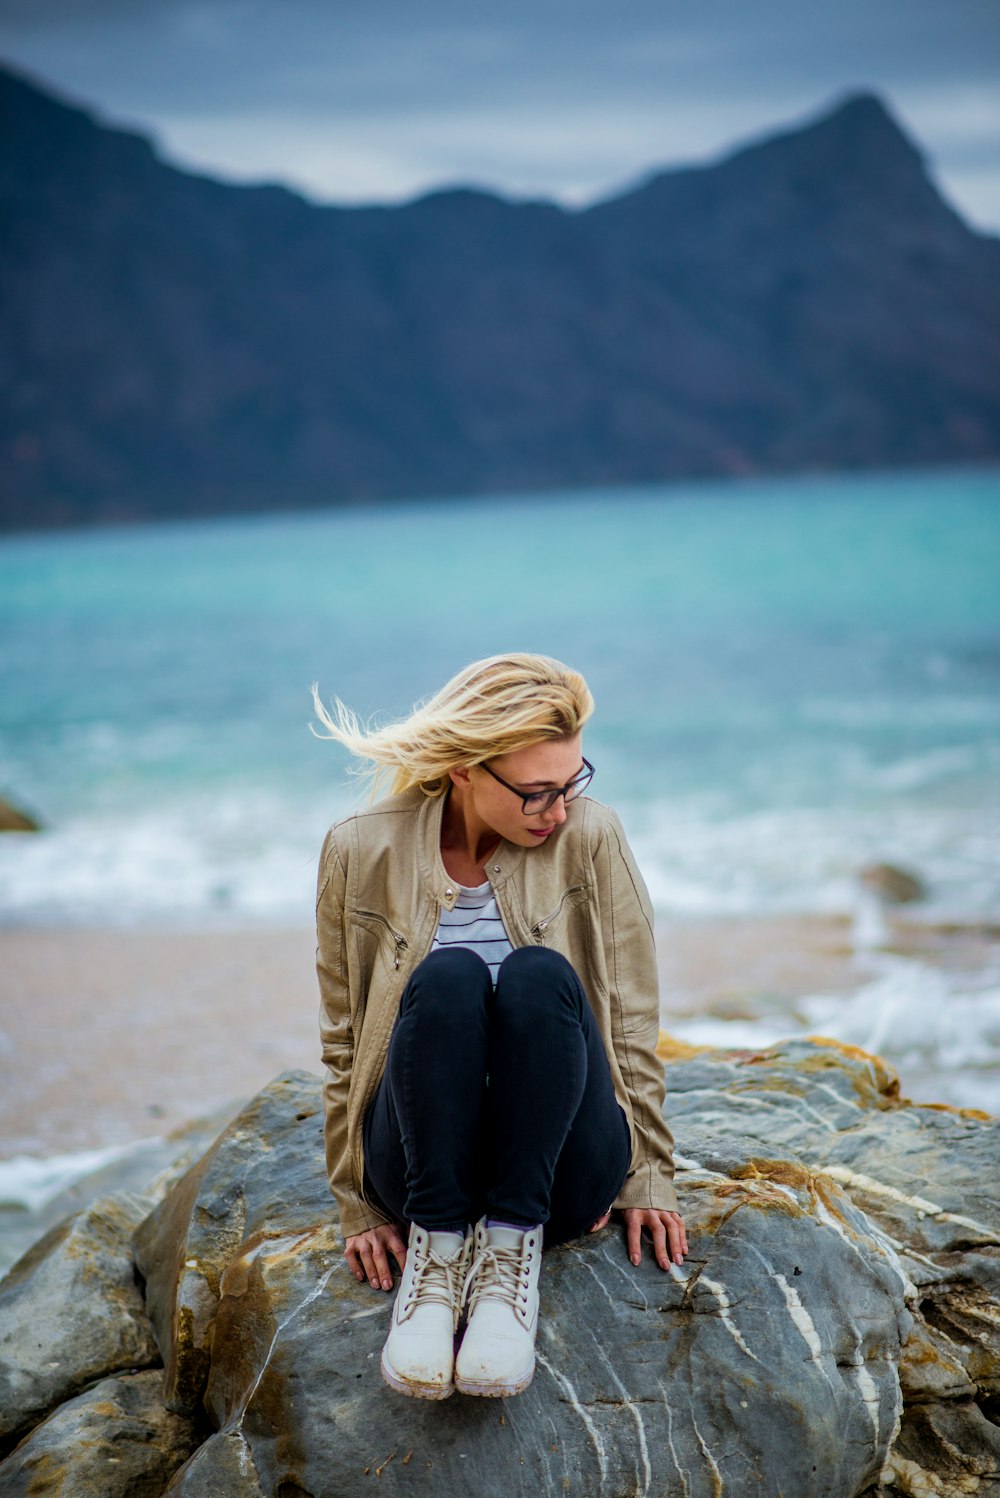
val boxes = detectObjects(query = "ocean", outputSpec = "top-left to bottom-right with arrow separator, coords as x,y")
1,465 -> 999,1138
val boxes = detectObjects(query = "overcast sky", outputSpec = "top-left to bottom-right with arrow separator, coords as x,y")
1,0 -> 999,232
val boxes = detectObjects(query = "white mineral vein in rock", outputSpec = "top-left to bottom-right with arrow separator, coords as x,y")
536,1351 -> 608,1488
823,1167 -> 997,1238
772,1272 -> 824,1363
662,1393 -> 691,1498
812,1192 -> 914,1299
600,1239 -> 649,1307
697,1273 -> 760,1362
237,1428 -> 252,1479
577,1255 -> 622,1315
591,1340 -> 652,1496
344,1302 -> 387,1322
671,1088 -> 838,1132
853,1358 -> 882,1440
796,1077 -> 856,1113
692,1411 -> 724,1495
233,1261 -> 338,1425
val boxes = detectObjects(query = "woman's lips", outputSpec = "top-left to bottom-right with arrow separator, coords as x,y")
529,827 -> 554,838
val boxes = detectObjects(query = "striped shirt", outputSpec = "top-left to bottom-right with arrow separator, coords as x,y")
431,879 -> 513,982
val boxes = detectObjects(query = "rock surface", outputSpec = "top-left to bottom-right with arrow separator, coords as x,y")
137,1067 -> 909,1497
661,1039 -> 1000,1497
0,795 -> 38,833
0,1369 -> 201,1496
0,1043 -> 997,1496
0,1191 -> 160,1451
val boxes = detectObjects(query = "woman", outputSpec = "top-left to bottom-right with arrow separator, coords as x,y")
314,654 -> 686,1402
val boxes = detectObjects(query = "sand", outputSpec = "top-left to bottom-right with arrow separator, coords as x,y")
1,914 -> 995,1158
0,927 -> 320,1157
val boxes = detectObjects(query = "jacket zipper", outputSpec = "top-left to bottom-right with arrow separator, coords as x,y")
530,885 -> 587,940
354,910 -> 409,969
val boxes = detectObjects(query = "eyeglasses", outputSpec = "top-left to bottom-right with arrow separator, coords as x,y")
479,757 -> 594,816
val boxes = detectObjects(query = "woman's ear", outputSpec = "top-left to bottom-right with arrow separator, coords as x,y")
448,764 -> 473,790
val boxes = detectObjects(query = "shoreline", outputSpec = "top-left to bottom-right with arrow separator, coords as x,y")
1,912 -> 997,1162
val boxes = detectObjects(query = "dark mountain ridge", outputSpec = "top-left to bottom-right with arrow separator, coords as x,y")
1,65 -> 998,530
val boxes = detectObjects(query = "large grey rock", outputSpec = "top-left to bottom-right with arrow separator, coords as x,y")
662,1038 -> 1000,1498
5,1043 -> 995,1495
136,1070 -> 910,1497
0,1369 -> 200,1496
0,1191 -> 159,1449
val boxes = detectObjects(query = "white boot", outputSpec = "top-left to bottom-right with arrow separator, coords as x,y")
455,1218 -> 542,1397
381,1223 -> 469,1399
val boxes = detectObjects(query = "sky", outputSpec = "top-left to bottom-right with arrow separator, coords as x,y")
0,0 -> 999,232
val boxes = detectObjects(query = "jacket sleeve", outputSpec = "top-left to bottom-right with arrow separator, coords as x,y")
593,809 -> 680,1215
316,825 -> 390,1238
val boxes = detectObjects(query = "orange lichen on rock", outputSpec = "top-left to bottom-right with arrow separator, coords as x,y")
657,1030 -> 710,1061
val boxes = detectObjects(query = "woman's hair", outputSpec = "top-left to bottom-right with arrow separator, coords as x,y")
312,653 -> 594,799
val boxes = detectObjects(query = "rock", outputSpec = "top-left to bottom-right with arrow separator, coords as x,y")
4,1044 -> 997,1495
0,795 -> 39,833
0,1191 -> 160,1450
134,1076 -> 330,1417
860,862 -> 926,903
164,1430 -> 267,1496
662,1037 -> 1000,1498
0,1369 -> 201,1495
136,1071 -> 909,1497
0,1111 -> 234,1280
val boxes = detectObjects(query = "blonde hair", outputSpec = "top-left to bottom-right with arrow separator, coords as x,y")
311,653 -> 594,799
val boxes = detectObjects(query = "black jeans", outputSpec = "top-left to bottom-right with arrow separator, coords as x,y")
363,945 -> 631,1243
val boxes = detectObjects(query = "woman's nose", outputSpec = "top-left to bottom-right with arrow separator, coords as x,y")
545,797 -> 568,825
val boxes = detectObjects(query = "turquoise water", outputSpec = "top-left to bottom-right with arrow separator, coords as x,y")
1,466 -> 998,923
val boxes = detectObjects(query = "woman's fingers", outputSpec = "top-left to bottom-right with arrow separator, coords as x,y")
587,1212 -> 612,1233
345,1225 -> 406,1290
626,1211 -> 643,1266
666,1213 -> 689,1264
624,1208 -> 689,1268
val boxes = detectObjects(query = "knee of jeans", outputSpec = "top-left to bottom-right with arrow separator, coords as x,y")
406,946 -> 493,1008
495,946 -> 582,1010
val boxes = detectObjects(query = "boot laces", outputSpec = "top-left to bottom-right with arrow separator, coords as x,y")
463,1241 -> 530,1315
401,1236 -> 466,1319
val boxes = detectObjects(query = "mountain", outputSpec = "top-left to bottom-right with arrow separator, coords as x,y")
1,66 -> 999,530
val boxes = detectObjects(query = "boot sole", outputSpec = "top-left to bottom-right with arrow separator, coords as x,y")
380,1350 -> 454,1400
454,1358 -> 535,1398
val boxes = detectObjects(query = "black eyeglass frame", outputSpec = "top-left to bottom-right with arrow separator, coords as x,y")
479,756 -> 595,815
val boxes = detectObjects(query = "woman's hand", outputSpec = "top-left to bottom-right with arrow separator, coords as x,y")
623,1208 -> 688,1269
344,1223 -> 408,1291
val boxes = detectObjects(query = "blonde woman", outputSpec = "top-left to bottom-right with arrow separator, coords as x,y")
314,654 -> 687,1401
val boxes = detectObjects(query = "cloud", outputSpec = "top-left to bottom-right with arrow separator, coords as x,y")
1,0 -> 998,227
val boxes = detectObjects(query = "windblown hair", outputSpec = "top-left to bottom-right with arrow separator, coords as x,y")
311,653 -> 594,799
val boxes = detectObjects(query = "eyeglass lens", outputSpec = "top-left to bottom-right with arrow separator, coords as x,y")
522,768 -> 592,813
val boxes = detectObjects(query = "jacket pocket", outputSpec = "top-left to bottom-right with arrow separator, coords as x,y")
529,884 -> 589,942
351,910 -> 410,972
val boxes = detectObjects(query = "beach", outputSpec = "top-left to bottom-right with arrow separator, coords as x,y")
3,911 -> 997,1167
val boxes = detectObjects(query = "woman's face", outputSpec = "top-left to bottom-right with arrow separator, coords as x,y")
455,733 -> 586,849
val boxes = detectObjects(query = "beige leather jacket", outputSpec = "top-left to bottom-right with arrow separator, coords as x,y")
316,787 -> 678,1239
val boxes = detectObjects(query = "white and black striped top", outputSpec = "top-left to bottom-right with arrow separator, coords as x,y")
431,879 -> 513,983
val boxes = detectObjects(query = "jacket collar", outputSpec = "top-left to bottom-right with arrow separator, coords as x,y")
415,787 -> 526,910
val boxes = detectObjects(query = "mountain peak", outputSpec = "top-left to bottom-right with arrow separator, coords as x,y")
723,89 -> 929,191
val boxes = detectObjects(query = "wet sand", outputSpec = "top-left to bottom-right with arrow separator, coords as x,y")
1,915 -> 996,1157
